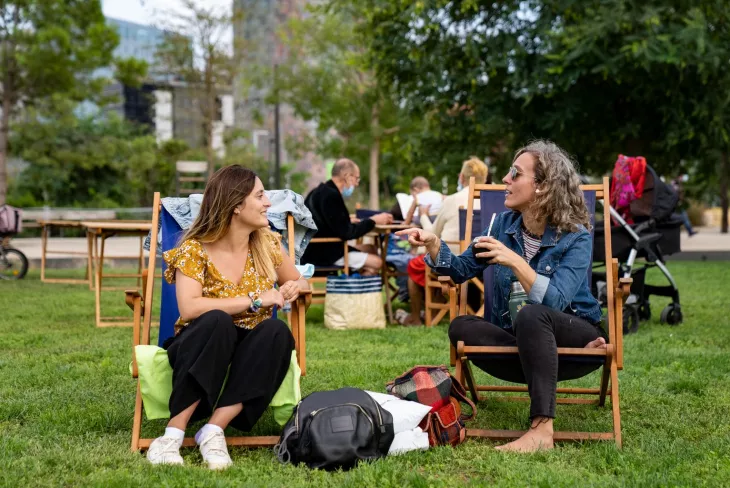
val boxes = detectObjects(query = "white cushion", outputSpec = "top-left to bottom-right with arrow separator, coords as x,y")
365,391 -> 432,434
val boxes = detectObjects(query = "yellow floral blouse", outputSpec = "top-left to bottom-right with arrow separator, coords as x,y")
163,233 -> 283,335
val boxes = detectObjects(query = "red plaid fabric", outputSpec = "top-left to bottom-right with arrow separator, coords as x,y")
387,365 -> 477,447
386,365 -> 452,411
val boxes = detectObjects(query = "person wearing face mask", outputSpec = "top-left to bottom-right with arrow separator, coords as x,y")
396,157 -> 489,326
302,158 -> 393,275
396,140 -> 607,452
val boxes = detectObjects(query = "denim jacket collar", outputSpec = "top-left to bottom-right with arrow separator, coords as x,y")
504,213 -> 559,249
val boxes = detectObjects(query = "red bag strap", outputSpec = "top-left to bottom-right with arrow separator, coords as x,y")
448,374 -> 477,422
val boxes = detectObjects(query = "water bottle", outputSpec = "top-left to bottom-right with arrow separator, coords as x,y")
508,280 -> 528,325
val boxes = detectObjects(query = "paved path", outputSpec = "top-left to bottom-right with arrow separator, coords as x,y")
12,236 -> 150,260
8,226 -> 730,268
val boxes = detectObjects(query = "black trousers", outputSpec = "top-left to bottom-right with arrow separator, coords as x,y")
165,310 -> 295,431
448,304 -> 607,420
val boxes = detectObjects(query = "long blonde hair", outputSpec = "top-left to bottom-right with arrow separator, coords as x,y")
514,140 -> 591,233
181,165 -> 278,281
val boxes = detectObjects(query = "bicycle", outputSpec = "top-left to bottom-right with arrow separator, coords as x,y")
0,233 -> 28,280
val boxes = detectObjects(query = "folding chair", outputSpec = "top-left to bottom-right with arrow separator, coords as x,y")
126,193 -> 311,452
424,208 -> 483,327
449,177 -> 631,447
175,161 -> 208,196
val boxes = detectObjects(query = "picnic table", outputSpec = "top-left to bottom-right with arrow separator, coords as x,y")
37,219 -> 94,287
82,221 -> 152,328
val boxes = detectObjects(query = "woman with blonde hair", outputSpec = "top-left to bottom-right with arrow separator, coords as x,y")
146,165 -> 309,469
397,140 -> 606,452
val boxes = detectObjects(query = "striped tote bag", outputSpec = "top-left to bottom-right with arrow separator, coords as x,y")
324,274 -> 386,330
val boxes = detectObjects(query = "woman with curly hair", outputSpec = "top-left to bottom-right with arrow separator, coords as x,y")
396,140 -> 606,453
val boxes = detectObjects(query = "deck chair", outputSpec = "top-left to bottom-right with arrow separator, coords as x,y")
126,192 -> 311,452
449,177 -> 631,447
423,208 -> 482,327
457,208 -> 485,317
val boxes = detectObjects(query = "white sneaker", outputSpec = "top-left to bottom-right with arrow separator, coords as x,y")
146,435 -> 184,466
198,430 -> 233,470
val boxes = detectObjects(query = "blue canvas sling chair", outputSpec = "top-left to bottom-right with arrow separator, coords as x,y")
126,192 -> 311,452
443,177 -> 631,447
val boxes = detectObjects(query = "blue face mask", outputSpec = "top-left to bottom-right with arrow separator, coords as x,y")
457,181 -> 464,192
342,185 -> 354,198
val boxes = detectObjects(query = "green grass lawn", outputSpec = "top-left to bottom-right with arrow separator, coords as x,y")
1,262 -> 729,487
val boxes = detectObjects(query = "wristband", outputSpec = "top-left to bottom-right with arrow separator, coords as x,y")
248,292 -> 262,313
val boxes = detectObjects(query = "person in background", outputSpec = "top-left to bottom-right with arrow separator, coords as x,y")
402,176 -> 444,224
395,157 -> 489,326
302,158 -> 392,276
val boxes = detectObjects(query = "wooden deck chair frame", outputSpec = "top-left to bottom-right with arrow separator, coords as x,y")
126,193 -> 311,452
447,177 -> 631,447
424,207 -> 485,327
423,244 -> 459,327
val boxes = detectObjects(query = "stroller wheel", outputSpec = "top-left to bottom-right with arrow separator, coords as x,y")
623,304 -> 640,334
638,301 -> 651,321
660,303 -> 683,325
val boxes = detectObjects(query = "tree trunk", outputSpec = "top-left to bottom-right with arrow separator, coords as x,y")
0,37 -> 15,206
369,103 -> 380,210
720,151 -> 729,234
0,90 -> 10,206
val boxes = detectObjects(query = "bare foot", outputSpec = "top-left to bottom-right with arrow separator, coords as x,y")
496,418 -> 554,453
585,337 -> 607,349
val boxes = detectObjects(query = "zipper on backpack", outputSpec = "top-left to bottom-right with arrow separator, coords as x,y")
372,402 -> 386,434
309,403 -> 375,432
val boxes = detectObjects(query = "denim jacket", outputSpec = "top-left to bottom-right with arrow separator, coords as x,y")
425,211 -> 602,328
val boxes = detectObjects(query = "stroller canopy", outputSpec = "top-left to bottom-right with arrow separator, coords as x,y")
610,156 -> 678,224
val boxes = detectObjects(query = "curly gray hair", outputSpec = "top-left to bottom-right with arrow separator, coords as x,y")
514,140 -> 591,233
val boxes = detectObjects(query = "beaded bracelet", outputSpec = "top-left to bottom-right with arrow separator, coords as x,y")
248,292 -> 263,313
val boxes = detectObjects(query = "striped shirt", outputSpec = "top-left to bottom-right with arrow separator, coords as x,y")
522,229 -> 541,263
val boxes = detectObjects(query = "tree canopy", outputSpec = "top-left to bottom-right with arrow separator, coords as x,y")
344,0 -> 729,230
0,0 -> 144,204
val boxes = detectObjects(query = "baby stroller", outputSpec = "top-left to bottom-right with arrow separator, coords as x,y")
592,162 -> 683,333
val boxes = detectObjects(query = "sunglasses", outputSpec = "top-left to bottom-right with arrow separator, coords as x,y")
509,166 -> 537,181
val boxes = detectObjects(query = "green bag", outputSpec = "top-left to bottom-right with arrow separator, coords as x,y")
131,346 -> 301,426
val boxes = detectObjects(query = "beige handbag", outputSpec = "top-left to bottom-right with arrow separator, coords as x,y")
324,275 -> 386,330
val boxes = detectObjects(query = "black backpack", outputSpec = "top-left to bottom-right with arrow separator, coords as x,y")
274,387 -> 395,471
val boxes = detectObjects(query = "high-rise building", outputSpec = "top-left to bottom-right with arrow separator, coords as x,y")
233,0 -> 323,190
100,17 -> 234,152
96,18 -> 168,80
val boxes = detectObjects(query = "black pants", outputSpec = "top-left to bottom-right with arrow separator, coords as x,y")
165,310 -> 295,431
448,304 -> 607,420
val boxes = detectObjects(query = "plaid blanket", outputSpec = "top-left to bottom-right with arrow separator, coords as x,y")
386,365 -> 453,412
